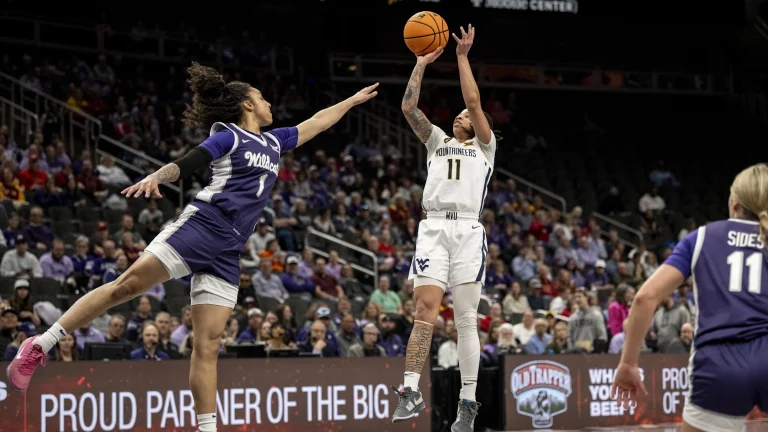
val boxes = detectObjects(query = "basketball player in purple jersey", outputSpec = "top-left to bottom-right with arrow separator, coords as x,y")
612,164 -> 768,432
7,62 -> 378,432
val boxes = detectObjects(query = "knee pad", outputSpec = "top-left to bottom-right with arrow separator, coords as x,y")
452,281 -> 481,330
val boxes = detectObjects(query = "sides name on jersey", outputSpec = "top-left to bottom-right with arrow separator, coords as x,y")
244,151 -> 280,175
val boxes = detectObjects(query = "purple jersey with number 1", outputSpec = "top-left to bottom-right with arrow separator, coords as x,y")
664,218 -> 768,418
196,122 -> 298,236
144,122 -> 298,300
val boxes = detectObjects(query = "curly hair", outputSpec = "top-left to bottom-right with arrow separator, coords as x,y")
182,62 -> 252,130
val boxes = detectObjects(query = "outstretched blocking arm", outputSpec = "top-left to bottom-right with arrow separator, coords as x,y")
296,83 -> 379,147
453,25 -> 492,145
402,46 -> 444,144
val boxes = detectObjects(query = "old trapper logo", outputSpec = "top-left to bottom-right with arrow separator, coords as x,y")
510,360 -> 572,428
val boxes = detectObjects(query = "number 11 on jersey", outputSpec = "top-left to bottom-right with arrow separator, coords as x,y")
447,158 -> 461,180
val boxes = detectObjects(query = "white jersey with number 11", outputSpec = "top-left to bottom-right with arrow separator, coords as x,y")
421,125 -> 497,216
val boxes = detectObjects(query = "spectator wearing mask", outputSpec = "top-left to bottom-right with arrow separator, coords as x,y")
279,256 -> 315,299
24,206 -> 54,251
170,306 -> 192,347
0,234 -> 43,278
298,319 -> 338,357
311,257 -> 345,300
252,259 -> 289,303
502,281 -> 530,316
126,295 -> 154,341
525,318 -> 552,355
73,321 -> 106,351
237,308 -> 265,342
105,315 -> 129,343
653,295 -> 691,353
131,323 -> 169,360
348,323 -> 386,357
546,321 -> 569,354
568,289 -> 608,352
39,239 -> 74,283
335,313 -> 362,357
378,314 -> 404,357
370,276 -> 402,314
666,322 -> 694,354
512,310 -> 536,345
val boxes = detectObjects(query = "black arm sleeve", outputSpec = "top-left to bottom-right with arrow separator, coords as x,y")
175,147 -> 212,180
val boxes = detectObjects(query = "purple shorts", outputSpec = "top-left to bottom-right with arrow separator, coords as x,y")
144,203 -> 247,308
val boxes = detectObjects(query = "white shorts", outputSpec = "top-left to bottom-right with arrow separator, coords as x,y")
408,211 -> 487,289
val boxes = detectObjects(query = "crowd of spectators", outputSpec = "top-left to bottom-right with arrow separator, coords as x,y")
0,44 -> 698,368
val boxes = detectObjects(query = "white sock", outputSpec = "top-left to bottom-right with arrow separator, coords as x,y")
459,381 -> 477,402
403,372 -> 420,392
197,413 -> 217,432
35,322 -> 66,353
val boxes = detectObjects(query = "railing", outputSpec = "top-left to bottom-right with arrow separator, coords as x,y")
592,212 -> 644,249
96,134 -> 184,208
324,90 -> 425,168
0,16 -> 293,75
305,227 -> 379,291
0,71 -> 101,155
329,54 -> 734,95
0,96 -> 39,142
495,167 -> 567,213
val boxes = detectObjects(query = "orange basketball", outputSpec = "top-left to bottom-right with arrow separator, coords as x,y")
403,11 -> 449,56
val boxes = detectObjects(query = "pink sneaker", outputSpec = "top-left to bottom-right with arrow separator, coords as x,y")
6,335 -> 47,391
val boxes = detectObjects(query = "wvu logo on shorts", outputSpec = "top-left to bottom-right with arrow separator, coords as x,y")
415,258 -> 430,272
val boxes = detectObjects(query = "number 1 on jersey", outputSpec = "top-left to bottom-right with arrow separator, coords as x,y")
447,158 -> 461,180
727,251 -> 763,294
256,173 -> 268,197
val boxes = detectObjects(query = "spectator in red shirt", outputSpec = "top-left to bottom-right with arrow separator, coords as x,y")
528,209 -> 550,242
75,159 -> 107,202
310,257 -> 345,300
537,263 -> 560,299
18,154 -> 47,191
388,195 -> 410,227
278,155 -> 297,183
378,229 -> 394,256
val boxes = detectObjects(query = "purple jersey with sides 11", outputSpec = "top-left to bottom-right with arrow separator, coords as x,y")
195,122 -> 298,236
665,218 -> 768,348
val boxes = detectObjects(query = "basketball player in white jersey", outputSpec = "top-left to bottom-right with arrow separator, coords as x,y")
391,25 -> 497,432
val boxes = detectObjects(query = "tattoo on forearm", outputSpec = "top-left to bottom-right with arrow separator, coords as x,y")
405,321 -> 433,373
402,64 -> 425,107
151,163 -> 180,184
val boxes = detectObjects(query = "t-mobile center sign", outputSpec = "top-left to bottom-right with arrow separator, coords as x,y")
0,357 -> 430,432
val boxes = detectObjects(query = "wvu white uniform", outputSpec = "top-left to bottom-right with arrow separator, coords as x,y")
408,124 -> 496,289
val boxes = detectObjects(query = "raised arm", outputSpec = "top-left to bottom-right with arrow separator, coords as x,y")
402,46 -> 444,144
296,83 -> 379,147
453,25 -> 492,145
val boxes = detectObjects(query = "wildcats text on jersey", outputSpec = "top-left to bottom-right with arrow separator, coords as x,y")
244,151 -> 280,175
435,147 -> 478,158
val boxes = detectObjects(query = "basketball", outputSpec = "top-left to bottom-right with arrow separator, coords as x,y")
403,11 -> 449,55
